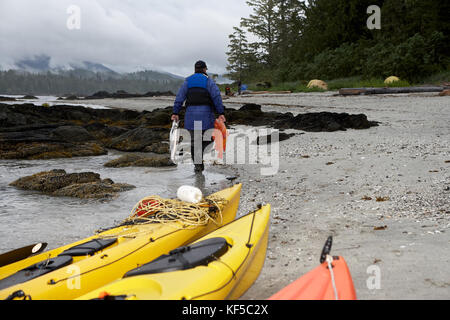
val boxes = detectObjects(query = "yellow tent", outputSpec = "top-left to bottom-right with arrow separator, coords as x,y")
307,80 -> 328,90
384,76 -> 400,84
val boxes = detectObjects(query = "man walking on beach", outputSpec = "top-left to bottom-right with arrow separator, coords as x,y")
171,60 -> 226,173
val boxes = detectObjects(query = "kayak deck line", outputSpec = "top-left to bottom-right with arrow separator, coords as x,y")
188,206 -> 262,300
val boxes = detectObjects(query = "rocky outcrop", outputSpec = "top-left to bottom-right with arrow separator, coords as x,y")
107,127 -> 169,152
84,90 -> 175,99
0,142 -> 107,160
83,123 -> 129,145
62,95 -> 80,100
51,126 -> 96,142
51,181 -> 135,199
0,103 -> 170,159
256,132 -> 297,145
104,154 -> 175,168
0,124 -> 107,160
224,104 -> 294,127
224,104 -> 378,132
10,170 -> 135,199
21,95 -> 38,100
143,142 -> 170,154
275,112 -> 378,132
0,103 -> 143,128
0,96 -> 16,101
0,102 -> 379,159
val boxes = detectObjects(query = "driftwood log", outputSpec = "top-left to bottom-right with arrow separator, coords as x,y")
339,86 -> 449,96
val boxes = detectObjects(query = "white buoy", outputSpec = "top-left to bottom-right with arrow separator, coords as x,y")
177,186 -> 203,204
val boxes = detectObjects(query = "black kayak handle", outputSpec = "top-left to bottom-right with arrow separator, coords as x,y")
320,236 -> 333,264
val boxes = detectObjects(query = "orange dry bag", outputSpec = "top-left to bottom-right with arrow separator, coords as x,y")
213,119 -> 227,159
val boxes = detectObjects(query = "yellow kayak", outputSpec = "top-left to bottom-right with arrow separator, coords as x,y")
77,204 -> 271,300
0,184 -> 242,300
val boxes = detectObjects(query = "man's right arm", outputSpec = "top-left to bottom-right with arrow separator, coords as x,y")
173,81 -> 188,117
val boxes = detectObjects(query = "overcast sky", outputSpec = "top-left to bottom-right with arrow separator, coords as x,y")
0,0 -> 253,76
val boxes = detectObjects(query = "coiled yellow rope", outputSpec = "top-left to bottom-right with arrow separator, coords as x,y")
121,195 -> 227,230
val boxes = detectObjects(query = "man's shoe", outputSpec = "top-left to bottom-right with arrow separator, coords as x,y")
194,164 -> 204,173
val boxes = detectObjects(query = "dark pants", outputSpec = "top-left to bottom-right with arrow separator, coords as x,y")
189,130 -> 213,165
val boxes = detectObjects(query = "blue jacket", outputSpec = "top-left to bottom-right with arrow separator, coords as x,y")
173,73 -> 224,131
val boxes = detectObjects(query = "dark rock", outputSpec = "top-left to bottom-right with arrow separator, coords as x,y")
0,102 -> 141,129
112,90 -> 136,99
0,122 -> 106,160
256,132 -> 296,145
239,104 -> 262,112
52,181 -> 135,199
0,141 -> 107,160
51,126 -> 96,143
0,123 -> 65,133
85,90 -> 175,99
104,154 -> 175,168
0,108 -> 27,127
9,170 -> 134,199
225,105 -> 378,132
64,95 -> 79,100
139,108 -> 172,126
0,102 -> 379,161
84,123 -> 129,144
10,170 -> 101,193
87,91 -> 111,99
0,96 -> 16,101
0,128 -> 60,143
144,91 -> 175,97
143,142 -> 170,154
107,127 -> 169,152
275,112 -> 379,132
1,102 -> 378,135
21,95 -> 38,100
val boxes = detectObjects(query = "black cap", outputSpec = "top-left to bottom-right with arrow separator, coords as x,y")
195,60 -> 207,69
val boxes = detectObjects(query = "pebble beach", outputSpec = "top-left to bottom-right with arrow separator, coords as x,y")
216,92 -> 450,300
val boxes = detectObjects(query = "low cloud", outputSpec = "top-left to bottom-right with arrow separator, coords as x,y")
0,0 -> 251,76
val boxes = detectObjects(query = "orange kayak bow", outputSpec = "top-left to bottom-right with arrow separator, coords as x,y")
269,237 -> 357,300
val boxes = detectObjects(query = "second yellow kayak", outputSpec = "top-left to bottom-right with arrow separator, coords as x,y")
78,204 -> 271,300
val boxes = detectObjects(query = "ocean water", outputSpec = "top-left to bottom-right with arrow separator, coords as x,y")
0,94 -> 108,109
0,150 -> 231,254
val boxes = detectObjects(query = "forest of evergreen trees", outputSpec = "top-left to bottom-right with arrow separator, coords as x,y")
226,0 -> 449,83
